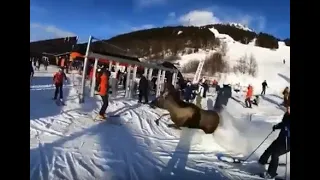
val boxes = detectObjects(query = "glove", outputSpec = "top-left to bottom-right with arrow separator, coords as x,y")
272,125 -> 276,131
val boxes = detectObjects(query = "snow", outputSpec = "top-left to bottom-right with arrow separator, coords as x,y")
227,23 -> 253,32
30,64 -> 290,179
179,26 -> 290,95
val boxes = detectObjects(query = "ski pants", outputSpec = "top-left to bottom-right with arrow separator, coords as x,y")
261,88 -> 266,95
99,95 -> 109,116
139,89 -> 149,103
54,83 -> 63,99
245,97 -> 252,108
259,137 -> 290,177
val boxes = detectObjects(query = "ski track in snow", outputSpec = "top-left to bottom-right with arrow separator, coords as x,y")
30,66 -> 290,180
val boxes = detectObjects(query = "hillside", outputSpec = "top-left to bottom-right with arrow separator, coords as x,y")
180,26 -> 290,96
74,23 -> 290,95
105,24 -> 289,59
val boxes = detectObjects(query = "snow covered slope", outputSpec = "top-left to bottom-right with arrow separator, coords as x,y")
180,26 -> 290,96
30,66 -> 290,180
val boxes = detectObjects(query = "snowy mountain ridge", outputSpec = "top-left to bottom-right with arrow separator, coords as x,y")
226,22 -> 253,32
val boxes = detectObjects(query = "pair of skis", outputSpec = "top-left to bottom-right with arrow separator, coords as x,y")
217,155 -> 286,180
92,114 -> 124,126
54,99 -> 65,106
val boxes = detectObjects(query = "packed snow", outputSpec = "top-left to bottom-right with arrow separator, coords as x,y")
30,64 -> 290,179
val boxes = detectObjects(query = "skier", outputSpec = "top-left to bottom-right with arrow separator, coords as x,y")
123,71 -> 127,89
195,82 -> 204,108
43,57 -> 49,71
138,74 -> 149,104
53,68 -> 68,101
35,58 -> 41,70
245,84 -> 253,108
261,80 -> 268,95
222,84 -> 232,105
30,60 -> 34,81
33,58 -> 37,67
258,107 -> 290,179
97,70 -> 110,119
184,82 -> 193,102
252,95 -> 260,106
202,81 -> 209,98
282,87 -> 290,107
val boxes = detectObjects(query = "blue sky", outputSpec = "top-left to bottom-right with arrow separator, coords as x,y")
30,0 -> 290,42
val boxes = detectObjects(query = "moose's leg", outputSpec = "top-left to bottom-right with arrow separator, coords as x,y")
167,124 -> 182,130
154,113 -> 170,126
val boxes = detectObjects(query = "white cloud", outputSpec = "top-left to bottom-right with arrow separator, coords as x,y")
178,10 -> 221,26
131,24 -> 155,31
30,23 -> 76,41
176,9 -> 267,31
134,0 -> 166,7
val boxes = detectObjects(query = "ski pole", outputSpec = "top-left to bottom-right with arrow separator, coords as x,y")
241,130 -> 274,162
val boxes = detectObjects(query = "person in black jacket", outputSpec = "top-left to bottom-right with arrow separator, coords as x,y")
258,107 -> 290,178
202,81 -> 209,98
138,74 -> 149,103
30,60 -> 34,79
261,80 -> 268,95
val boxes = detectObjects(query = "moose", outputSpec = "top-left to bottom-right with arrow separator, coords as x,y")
152,83 -> 220,134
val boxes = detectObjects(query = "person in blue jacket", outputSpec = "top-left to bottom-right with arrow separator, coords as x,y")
258,106 -> 290,178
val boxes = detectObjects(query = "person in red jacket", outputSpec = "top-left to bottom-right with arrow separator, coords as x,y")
245,84 -> 253,108
98,70 -> 109,119
53,68 -> 68,100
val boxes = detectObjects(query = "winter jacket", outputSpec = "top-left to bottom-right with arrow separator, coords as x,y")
262,82 -> 268,89
246,86 -> 253,98
99,73 -> 109,96
139,76 -> 148,92
184,85 -> 193,100
53,72 -> 67,85
274,112 -> 290,141
282,88 -> 289,98
202,83 -> 209,98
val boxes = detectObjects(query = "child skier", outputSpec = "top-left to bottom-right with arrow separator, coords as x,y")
53,68 -> 68,103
